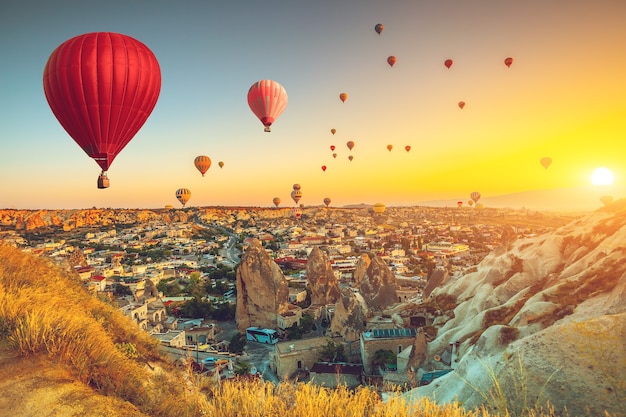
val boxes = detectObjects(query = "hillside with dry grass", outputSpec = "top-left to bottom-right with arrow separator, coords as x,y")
0,242 -> 613,417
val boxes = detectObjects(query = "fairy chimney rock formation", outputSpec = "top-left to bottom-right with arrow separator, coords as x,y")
306,246 -> 341,305
235,238 -> 289,332
330,287 -> 368,342
358,254 -> 399,310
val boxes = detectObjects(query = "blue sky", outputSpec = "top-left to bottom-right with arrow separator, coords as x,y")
1,0 -> 625,210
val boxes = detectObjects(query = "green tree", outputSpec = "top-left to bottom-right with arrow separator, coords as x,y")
318,340 -> 346,362
371,349 -> 396,371
229,332 -> 247,354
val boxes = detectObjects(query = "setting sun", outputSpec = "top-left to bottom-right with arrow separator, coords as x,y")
591,167 -> 614,186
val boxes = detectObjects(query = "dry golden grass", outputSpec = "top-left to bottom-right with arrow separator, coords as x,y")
0,243 -> 578,417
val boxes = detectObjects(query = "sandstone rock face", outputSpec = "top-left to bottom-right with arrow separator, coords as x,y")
235,238 -> 289,333
407,202 -> 626,417
330,287 -> 368,342
358,255 -> 398,310
352,253 -> 371,287
306,246 -> 340,306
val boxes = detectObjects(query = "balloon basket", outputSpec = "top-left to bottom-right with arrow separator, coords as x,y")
97,174 -> 110,189
264,126 -> 271,132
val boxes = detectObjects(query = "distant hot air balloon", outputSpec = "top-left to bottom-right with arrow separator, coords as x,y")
444,59 -> 453,69
475,202 -> 485,210
176,188 -> 191,207
324,197 -> 331,207
273,197 -> 281,207
405,145 -> 411,152
346,141 -> 355,151
218,161 -> 224,169
348,155 -> 354,161
387,56 -> 397,67
293,183 -> 301,191
247,79 -> 288,132
339,93 -> 348,103
468,200 -> 474,206
330,145 -> 335,151
43,32 -> 162,189
292,207 -> 302,219
332,153 -> 337,159
457,201 -> 463,208
291,189 -> 302,205
331,128 -> 336,135
194,155 -> 211,176
321,165 -> 327,172
470,192 -> 481,203
375,23 -> 384,35
540,157 -> 552,170
599,195 -> 614,206
458,101 -> 466,109
504,57 -> 514,68
600,195 -> 614,206
372,202 -> 386,214
387,144 -> 393,152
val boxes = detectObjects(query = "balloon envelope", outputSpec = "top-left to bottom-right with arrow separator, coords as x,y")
330,145 -> 335,151
332,153 -> 337,158
372,203 -> 386,214
339,93 -> 348,103
321,165 -> 327,172
457,201 -> 463,207
444,59 -> 453,69
291,189 -> 302,204
458,101 -> 466,109
540,157 -> 552,170
504,57 -> 514,67
470,192 -> 481,203
247,80 -> 288,132
387,56 -> 396,67
346,141 -> 355,151
218,161 -> 224,168
375,23 -> 384,34
194,155 -> 211,176
176,188 -> 191,207
43,32 -> 161,175
293,183 -> 301,191
273,197 -> 281,207
405,145 -> 411,152
330,128 -> 336,135
348,155 -> 354,161
323,198 -> 331,207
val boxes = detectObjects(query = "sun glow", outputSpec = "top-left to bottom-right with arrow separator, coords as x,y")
591,167 -> 614,186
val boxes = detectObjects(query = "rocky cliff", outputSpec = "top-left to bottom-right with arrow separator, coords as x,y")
306,246 -> 341,306
406,201 -> 626,417
356,254 -> 399,311
235,238 -> 289,332
329,287 -> 368,342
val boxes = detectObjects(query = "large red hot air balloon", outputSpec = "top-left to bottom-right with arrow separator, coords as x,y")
387,56 -> 397,67
247,80 -> 288,132
444,59 -> 453,69
43,32 -> 161,189
504,57 -> 514,68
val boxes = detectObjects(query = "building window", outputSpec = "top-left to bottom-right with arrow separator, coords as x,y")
297,360 -> 302,369
398,345 -> 403,354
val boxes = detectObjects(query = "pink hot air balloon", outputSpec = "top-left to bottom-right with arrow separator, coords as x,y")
444,59 -> 453,69
247,80 -> 288,132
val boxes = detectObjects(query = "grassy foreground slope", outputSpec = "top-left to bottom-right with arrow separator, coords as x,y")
0,243 -> 567,417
